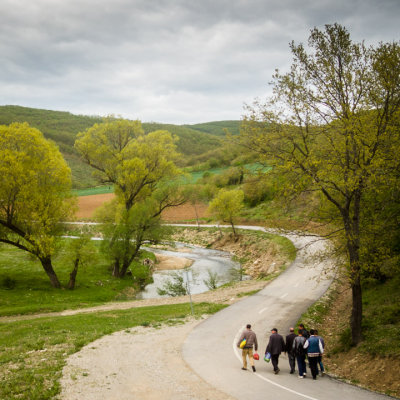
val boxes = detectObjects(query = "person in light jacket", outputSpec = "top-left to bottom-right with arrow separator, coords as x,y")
237,324 -> 258,372
303,329 -> 324,380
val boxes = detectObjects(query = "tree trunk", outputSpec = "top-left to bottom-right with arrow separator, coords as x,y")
344,192 -> 363,346
231,221 -> 238,240
351,274 -> 363,345
40,256 -> 62,288
67,258 -> 79,290
193,204 -> 200,231
112,259 -> 121,277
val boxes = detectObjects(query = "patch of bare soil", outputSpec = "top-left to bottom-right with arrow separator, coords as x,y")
76,193 -> 115,219
154,254 -> 193,270
314,286 -> 400,398
76,193 -> 208,221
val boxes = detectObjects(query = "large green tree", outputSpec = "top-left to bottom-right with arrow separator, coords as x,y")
75,118 -> 185,277
0,123 -> 75,288
239,24 -> 400,345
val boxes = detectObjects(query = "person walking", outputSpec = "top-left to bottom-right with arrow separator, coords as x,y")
298,323 -> 310,339
265,328 -> 285,374
237,324 -> 258,372
285,327 -> 297,374
293,329 -> 307,378
304,329 -> 324,380
314,329 -> 325,376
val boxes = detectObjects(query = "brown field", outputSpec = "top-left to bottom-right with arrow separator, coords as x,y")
76,193 -> 209,221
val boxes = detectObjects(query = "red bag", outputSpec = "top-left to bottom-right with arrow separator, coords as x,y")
253,352 -> 259,360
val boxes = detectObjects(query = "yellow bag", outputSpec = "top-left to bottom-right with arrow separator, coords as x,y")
239,339 -> 247,349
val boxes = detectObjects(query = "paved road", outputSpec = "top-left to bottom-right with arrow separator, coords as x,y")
183,226 -> 390,400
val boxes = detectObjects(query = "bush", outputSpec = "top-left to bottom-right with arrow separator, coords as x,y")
157,272 -> 187,297
130,263 -> 154,290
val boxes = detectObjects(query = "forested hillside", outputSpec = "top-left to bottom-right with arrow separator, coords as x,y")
0,105 -> 238,188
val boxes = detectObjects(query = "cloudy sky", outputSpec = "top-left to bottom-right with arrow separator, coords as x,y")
0,0 -> 399,124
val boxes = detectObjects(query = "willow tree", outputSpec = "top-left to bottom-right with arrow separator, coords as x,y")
0,123 -> 76,288
239,24 -> 400,345
75,118 -> 185,277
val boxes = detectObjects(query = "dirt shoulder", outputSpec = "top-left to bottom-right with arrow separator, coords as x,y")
59,317 -> 236,400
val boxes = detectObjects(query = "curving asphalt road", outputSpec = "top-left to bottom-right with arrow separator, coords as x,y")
182,225 -> 391,400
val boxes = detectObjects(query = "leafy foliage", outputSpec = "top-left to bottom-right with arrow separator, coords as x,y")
0,122 -> 76,287
208,189 -> 244,238
239,24 -> 400,344
76,118 -> 186,278
157,271 -> 188,297
0,106 -> 239,188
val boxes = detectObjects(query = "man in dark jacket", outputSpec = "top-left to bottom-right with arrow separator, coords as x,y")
285,327 -> 297,374
265,328 -> 285,374
298,323 -> 310,339
237,324 -> 258,372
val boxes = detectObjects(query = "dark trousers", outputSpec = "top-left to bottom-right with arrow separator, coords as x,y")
296,355 -> 307,376
288,353 -> 296,373
271,354 -> 280,371
308,356 -> 319,379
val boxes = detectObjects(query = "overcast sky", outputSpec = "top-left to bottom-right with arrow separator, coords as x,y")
0,0 -> 399,124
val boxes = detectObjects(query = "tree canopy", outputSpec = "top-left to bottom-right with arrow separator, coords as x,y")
239,24 -> 400,344
75,118 -> 185,278
208,189 -> 244,238
0,122 -> 76,287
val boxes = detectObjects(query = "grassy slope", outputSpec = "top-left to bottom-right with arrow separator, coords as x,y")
298,276 -> 400,397
185,120 -> 241,136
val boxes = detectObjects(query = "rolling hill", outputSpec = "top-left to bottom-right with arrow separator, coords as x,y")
0,105 -> 240,188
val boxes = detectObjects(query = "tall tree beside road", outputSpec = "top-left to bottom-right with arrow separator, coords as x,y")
0,123 -> 76,288
239,24 -> 400,345
208,189 -> 244,239
75,118 -> 185,277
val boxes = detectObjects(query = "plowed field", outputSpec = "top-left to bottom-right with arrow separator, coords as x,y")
77,193 -> 209,221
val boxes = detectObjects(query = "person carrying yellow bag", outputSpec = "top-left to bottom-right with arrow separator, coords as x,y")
237,324 -> 258,372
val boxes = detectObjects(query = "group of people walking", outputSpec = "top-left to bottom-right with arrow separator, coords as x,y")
237,324 -> 325,380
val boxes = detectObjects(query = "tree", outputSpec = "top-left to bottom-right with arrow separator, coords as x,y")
75,118 -> 185,277
239,24 -> 400,345
0,122 -> 76,288
63,235 -> 98,290
208,189 -> 244,239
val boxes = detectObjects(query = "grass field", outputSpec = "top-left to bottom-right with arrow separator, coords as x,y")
0,241 -> 147,316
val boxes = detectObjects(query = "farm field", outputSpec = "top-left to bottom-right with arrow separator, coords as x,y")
77,192 -> 209,221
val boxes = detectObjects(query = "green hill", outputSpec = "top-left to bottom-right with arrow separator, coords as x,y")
0,105 -> 235,189
186,120 -> 241,136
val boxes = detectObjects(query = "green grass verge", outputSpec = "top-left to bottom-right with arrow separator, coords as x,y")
0,302 -> 226,400
297,276 -> 400,357
0,242 -> 150,316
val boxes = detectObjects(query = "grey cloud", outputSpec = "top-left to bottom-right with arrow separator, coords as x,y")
0,0 -> 399,123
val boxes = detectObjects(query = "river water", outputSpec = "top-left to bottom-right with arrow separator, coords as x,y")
137,242 -> 242,299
